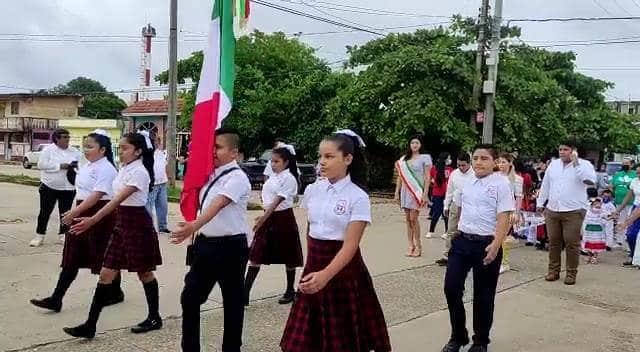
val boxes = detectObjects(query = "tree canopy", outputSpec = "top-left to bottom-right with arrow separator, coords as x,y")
50,77 -> 127,119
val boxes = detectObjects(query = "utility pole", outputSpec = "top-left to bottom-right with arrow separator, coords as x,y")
482,0 -> 503,143
470,0 -> 490,127
167,0 -> 178,186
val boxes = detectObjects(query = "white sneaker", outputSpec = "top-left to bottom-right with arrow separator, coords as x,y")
57,234 -> 65,244
425,232 -> 435,239
499,264 -> 510,274
29,235 -> 45,247
440,233 -> 449,240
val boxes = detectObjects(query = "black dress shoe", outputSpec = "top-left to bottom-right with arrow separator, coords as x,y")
435,258 -> 448,266
30,297 -> 62,312
468,344 -> 488,352
158,228 -> 171,234
278,291 -> 295,304
103,290 -> 125,307
63,323 -> 96,339
131,317 -> 163,334
441,340 -> 466,352
623,260 -> 634,266
525,242 -> 534,247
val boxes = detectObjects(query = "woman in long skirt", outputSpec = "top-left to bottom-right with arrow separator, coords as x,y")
30,130 -> 123,312
281,130 -> 390,352
244,145 -> 303,305
62,132 -> 163,339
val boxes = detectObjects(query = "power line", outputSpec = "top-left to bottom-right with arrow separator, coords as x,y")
250,0 -> 385,36
299,1 -> 382,32
509,15 -> 640,23
612,0 -> 634,15
292,0 -> 453,19
592,0 -> 615,15
632,0 -> 640,11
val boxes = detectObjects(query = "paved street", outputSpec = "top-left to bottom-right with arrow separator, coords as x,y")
1,179 -> 639,352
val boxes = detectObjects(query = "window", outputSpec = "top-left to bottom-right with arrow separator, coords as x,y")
10,102 -> 19,115
630,108 -> 635,115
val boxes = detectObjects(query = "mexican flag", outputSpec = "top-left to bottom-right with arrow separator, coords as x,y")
180,0 -> 249,221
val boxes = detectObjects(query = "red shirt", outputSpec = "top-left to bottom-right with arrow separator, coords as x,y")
430,166 -> 453,197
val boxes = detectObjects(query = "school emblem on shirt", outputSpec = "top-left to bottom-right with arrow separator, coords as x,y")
485,186 -> 497,198
334,200 -> 347,215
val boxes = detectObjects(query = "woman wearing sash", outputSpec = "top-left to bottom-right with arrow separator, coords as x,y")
394,136 -> 432,257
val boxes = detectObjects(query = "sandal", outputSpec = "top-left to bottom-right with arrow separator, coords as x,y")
411,246 -> 422,257
405,246 -> 415,257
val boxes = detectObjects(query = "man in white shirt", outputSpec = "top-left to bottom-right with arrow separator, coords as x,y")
146,135 -> 170,233
537,141 -> 596,285
436,153 -> 473,266
30,129 -> 81,247
170,129 -> 251,352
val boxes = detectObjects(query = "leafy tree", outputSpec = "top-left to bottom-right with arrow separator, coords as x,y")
51,77 -> 127,119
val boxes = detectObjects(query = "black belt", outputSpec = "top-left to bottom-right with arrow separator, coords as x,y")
196,233 -> 246,244
458,231 -> 494,242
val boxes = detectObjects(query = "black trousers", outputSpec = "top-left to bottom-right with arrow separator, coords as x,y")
36,183 -> 75,235
181,234 -> 249,352
444,233 -> 502,346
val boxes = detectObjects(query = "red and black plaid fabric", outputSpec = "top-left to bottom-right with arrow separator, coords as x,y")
280,236 -> 391,352
61,200 -> 115,274
249,208 -> 303,267
102,206 -> 162,272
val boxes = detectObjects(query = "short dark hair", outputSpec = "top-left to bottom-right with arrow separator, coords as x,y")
216,128 -> 240,150
560,139 -> 578,149
51,128 -> 70,143
457,152 -> 471,163
473,144 -> 498,160
601,189 -> 612,195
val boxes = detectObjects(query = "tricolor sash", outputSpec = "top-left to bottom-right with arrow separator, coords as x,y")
396,158 -> 424,205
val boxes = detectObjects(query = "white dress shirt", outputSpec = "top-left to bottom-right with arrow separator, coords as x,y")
75,157 -> 117,200
444,167 -> 474,211
302,175 -> 371,241
153,149 -> 169,185
38,144 -> 82,191
458,173 -> 515,237
629,178 -> 640,206
199,161 -> 251,237
537,158 -> 597,212
261,169 -> 298,211
113,159 -> 150,207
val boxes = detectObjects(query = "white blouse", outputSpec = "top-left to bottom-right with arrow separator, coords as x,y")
75,157 -> 117,201
302,175 -> 371,241
261,169 -> 298,211
112,159 -> 150,207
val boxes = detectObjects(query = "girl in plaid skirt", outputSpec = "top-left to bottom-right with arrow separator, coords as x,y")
280,130 -> 391,352
62,131 -> 163,339
30,130 -> 123,313
245,145 -> 303,306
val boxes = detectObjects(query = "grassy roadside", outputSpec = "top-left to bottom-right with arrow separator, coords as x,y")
0,174 -> 263,210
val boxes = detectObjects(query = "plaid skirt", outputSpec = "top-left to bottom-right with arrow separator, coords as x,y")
102,206 -> 162,272
249,208 -> 303,267
280,237 -> 391,352
61,200 -> 115,274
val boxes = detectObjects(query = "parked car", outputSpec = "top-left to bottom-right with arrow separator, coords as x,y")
23,144 -> 50,169
605,161 -> 622,176
239,149 -> 317,193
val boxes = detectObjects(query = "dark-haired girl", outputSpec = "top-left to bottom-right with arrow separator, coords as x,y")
62,131 -> 163,339
395,136 -> 432,257
428,152 -> 453,238
30,130 -> 124,312
281,130 -> 390,352
244,145 -> 303,305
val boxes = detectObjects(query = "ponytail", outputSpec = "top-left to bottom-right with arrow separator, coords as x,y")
123,132 -> 155,191
325,132 -> 368,191
87,132 -> 115,168
273,147 -> 300,185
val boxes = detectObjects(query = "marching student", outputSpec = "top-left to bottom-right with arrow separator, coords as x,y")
436,153 -> 473,266
30,130 -> 124,312
244,144 -> 303,306
171,129 -> 251,352
281,130 -> 391,352
394,135 -> 432,257
441,144 -> 514,352
30,128 -> 82,247
62,131 -> 163,339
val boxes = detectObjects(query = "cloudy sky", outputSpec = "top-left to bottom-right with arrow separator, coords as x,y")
2,0 -> 640,101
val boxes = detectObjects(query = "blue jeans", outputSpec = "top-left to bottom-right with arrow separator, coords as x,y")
626,217 -> 640,259
146,183 -> 169,230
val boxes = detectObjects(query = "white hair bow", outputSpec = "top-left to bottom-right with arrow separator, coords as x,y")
335,129 -> 366,148
282,143 -> 296,156
137,130 -> 153,149
91,129 -> 110,138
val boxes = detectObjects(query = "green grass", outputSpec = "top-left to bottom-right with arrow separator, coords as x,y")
0,173 -> 40,187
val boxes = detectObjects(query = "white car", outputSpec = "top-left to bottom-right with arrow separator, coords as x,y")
22,144 -> 50,169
